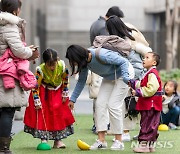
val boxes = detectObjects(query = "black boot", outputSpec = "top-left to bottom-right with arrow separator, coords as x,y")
0,137 -> 12,154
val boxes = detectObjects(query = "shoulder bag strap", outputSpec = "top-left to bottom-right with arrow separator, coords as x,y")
95,47 -> 106,65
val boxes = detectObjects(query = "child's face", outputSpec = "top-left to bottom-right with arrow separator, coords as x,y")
45,61 -> 57,71
164,81 -> 175,96
143,53 -> 156,70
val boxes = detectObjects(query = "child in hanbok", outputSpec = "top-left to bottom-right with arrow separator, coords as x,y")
24,48 -> 75,148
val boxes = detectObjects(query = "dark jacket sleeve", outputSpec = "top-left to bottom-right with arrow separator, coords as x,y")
168,95 -> 180,109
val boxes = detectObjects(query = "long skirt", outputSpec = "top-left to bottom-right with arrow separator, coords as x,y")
24,85 -> 75,140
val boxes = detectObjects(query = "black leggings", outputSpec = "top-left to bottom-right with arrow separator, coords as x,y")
0,108 -> 15,137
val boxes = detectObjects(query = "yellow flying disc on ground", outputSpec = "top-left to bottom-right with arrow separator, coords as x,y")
158,124 -> 169,131
77,139 -> 90,150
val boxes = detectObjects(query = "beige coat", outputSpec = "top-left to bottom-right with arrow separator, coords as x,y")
0,12 -> 32,108
125,23 -> 152,56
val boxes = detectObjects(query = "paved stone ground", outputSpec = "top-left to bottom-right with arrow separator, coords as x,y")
12,77 -> 93,134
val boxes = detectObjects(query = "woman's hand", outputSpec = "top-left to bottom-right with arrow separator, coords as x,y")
28,45 -> 40,61
68,101 -> 74,110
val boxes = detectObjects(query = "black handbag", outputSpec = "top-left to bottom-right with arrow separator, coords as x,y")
124,96 -> 139,120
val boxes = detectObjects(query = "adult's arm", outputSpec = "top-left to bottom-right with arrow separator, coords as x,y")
70,68 -> 88,103
3,25 -> 32,59
100,50 -> 132,84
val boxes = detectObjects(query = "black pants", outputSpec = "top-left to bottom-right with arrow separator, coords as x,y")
0,108 -> 15,137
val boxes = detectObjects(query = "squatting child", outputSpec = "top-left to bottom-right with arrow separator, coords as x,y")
162,80 -> 180,129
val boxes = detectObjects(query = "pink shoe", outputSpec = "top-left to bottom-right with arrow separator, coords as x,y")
149,147 -> 155,152
133,141 -> 150,153
133,146 -> 150,153
53,140 -> 66,149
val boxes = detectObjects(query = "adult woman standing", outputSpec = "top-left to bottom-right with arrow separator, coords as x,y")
66,44 -> 134,150
106,15 -> 152,141
0,0 -> 39,153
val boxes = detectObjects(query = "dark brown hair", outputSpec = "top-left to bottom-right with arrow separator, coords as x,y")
43,48 -> 58,66
66,45 -> 89,75
1,0 -> 22,14
106,6 -> 124,18
106,15 -> 136,41
148,52 -> 161,66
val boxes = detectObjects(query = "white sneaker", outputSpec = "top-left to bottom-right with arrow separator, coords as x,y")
90,139 -> 107,150
133,134 -> 138,140
112,133 -> 131,142
122,133 -> 131,142
111,140 -> 124,150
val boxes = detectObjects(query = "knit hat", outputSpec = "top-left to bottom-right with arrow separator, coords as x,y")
105,6 -> 124,18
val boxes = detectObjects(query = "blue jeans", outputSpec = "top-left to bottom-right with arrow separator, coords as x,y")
161,106 -> 180,125
0,108 -> 15,137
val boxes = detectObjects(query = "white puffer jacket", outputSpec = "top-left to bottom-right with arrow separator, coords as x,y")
0,12 -> 32,108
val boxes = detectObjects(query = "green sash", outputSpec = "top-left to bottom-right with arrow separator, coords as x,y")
40,61 -> 63,87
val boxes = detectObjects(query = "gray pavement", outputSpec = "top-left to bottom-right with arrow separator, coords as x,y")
12,77 -> 93,134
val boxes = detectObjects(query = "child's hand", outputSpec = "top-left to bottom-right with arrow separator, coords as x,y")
62,97 -> 67,103
128,79 -> 136,89
162,95 -> 167,101
131,89 -> 136,96
35,105 -> 42,110
34,99 -> 42,110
